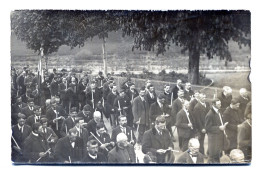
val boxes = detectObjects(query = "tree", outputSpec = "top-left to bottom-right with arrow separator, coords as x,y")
120,10 -> 251,84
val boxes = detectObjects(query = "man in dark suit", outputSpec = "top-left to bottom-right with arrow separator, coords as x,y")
217,86 -> 232,112
50,76 -> 59,97
175,138 -> 204,164
106,84 -> 119,128
126,83 -> 139,104
12,97 -> 27,125
108,133 -> 136,163
192,93 -> 210,154
113,89 -> 133,127
184,83 -> 194,101
21,98 -> 35,118
171,90 -> 185,126
67,77 -> 79,109
71,118 -> 89,147
85,80 -> 103,110
86,111 -> 106,136
58,77 -> 69,112
102,77 -> 114,103
77,78 -> 88,110
176,100 -> 196,151
54,128 -> 84,163
23,122 -> 51,163
60,107 -> 78,137
77,104 -> 93,124
132,87 -> 150,143
111,115 -> 136,145
16,71 -> 26,96
88,122 -> 114,159
205,99 -> 229,163
82,140 -> 107,163
142,116 -> 175,163
149,94 -> 169,125
46,100 -> 66,138
26,106 -> 42,127
172,79 -> 183,100
146,84 -> 157,107
223,98 -> 244,154
12,113 -> 32,162
238,113 -> 251,162
163,84 -> 172,106
189,91 -> 200,113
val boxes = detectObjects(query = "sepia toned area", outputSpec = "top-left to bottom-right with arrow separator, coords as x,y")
10,10 -> 251,165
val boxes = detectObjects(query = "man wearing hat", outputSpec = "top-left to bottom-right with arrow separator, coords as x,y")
26,106 -> 42,127
21,88 -> 33,103
66,77 -> 79,110
60,107 -> 79,137
82,139 -> 107,163
108,133 -> 136,163
106,84 -> 119,128
12,97 -> 27,125
46,99 -> 66,138
223,98 -> 244,154
39,117 -> 58,153
142,115 -> 174,163
12,113 -> 32,162
149,93 -> 169,126
23,122 -> 51,163
54,128 -> 84,163
21,98 -> 35,118
77,104 -> 93,125
113,88 -> 133,127
85,80 -> 103,110
132,86 -> 149,144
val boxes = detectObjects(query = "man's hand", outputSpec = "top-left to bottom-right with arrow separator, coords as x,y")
201,129 -> 206,133
64,161 -> 70,163
39,152 -> 47,157
156,149 -> 166,154
188,123 -> 193,127
110,141 -> 115,146
100,144 -> 107,149
219,125 -> 225,131
130,140 -> 135,145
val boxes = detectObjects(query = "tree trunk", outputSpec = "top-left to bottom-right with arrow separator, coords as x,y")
188,47 -> 200,84
102,37 -> 107,77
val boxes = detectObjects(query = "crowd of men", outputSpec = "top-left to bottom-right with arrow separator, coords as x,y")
11,66 -> 251,164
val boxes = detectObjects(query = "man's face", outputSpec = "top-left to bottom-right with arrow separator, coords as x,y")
71,78 -> 76,84
149,87 -> 154,92
215,101 -> 221,109
119,117 -> 127,127
94,115 -> 101,123
91,83 -> 96,89
139,90 -> 146,97
34,109 -> 41,116
62,78 -> 66,83
178,92 -> 184,99
186,84 -> 191,90
17,98 -> 22,104
119,92 -> 125,97
158,98 -> 165,104
164,86 -> 170,93
42,122 -> 47,128
177,80 -> 182,87
83,110 -> 91,116
70,112 -> 77,118
130,85 -> 135,90
118,139 -> 128,148
18,119 -> 25,126
232,103 -> 240,110
194,92 -> 200,99
52,104 -> 57,110
112,86 -> 117,92
97,127 -> 106,135
29,102 -> 34,107
87,144 -> 99,156
69,132 -> 77,142
156,122 -> 166,132
183,101 -> 190,110
189,143 -> 200,156
199,94 -> 206,102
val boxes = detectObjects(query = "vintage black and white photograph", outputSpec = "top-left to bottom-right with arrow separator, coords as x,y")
10,10 -> 251,165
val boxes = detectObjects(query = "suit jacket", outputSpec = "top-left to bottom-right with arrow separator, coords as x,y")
176,109 -> 195,138
111,126 -> 136,144
149,101 -> 169,124
58,82 -> 67,101
126,89 -> 139,103
106,91 -> 118,115
189,99 -> 198,113
217,92 -> 232,111
146,91 -> 157,106
77,111 -> 93,124
132,96 -> 149,126
21,106 -> 34,118
50,81 -> 59,96
85,88 -> 103,109
86,119 -> 106,136
184,89 -> 194,101
60,117 -> 77,137
41,127 -> 59,145
175,151 -> 204,164
54,136 -> 84,162
238,95 -> 250,119
12,124 -> 32,149
172,85 -> 183,100
23,133 -> 50,162
46,108 -> 65,137
171,98 -> 184,125
26,115 -> 41,127
108,144 -> 136,163
193,101 -> 210,132
238,120 -> 251,159
82,152 -> 107,163
89,132 -> 113,157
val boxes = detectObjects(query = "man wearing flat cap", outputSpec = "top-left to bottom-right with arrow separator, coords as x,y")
54,128 -> 84,163
108,133 -> 136,163
142,115 -> 175,163
60,107 -> 79,137
223,98 -> 244,154
12,113 -> 32,162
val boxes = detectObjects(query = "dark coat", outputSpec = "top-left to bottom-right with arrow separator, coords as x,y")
132,96 -> 149,126
172,85 -> 183,100
238,120 -> 251,160
26,115 -> 41,127
193,102 -> 210,132
82,152 -> 107,163
146,91 -> 157,106
205,108 -> 226,163
149,101 -> 169,124
189,99 -> 198,113
106,91 -> 118,115
175,151 -> 204,164
223,107 -> 243,150
54,136 -> 84,163
21,106 -> 34,118
23,133 -> 50,163
238,95 -> 250,119
60,117 -> 77,137
142,127 -> 174,163
58,82 -> 67,101
111,126 -> 136,144
184,89 -> 194,101
126,89 -> 139,103
50,81 -> 59,97
176,109 -> 196,139
108,144 -> 136,163
171,98 -> 183,125
86,119 -> 106,136
77,111 -> 93,124
217,92 -> 232,111
12,124 -> 32,150
46,108 -> 66,137
85,88 -> 103,109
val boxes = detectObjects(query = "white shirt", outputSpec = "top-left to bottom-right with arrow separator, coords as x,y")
71,142 -> 75,148
189,154 -> 197,163
18,124 -> 23,133
88,153 -> 97,160
32,131 -> 39,136
157,100 -> 163,108
120,125 -> 126,134
198,100 -> 206,108
149,91 -> 154,99
212,106 -> 224,125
